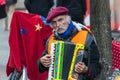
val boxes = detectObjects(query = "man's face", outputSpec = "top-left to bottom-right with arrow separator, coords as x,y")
51,15 -> 69,34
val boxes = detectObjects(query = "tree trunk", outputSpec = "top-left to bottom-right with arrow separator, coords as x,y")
90,0 -> 112,80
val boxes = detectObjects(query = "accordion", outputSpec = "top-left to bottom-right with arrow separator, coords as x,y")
48,41 -> 85,80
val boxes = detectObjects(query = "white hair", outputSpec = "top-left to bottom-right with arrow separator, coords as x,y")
66,15 -> 71,24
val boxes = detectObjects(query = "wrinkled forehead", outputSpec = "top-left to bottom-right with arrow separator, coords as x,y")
51,15 -> 67,22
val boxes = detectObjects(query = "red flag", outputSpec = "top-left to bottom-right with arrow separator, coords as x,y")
6,11 -> 52,80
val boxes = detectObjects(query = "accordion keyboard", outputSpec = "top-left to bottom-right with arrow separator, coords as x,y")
48,43 -> 56,80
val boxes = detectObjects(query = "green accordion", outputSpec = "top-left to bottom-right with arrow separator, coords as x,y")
48,40 -> 85,80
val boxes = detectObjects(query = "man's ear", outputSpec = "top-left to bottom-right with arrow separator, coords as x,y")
66,15 -> 71,24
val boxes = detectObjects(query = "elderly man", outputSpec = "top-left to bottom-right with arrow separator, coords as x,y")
38,6 -> 101,80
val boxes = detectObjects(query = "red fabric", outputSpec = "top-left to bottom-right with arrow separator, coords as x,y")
0,0 -> 6,5
46,6 -> 68,23
112,40 -> 120,70
6,11 -> 53,80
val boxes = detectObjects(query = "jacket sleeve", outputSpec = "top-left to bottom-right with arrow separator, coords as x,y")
88,41 -> 101,79
83,34 -> 101,79
38,50 -> 49,73
37,40 -> 49,73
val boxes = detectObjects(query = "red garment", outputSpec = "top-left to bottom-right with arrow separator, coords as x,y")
6,11 -> 52,80
0,0 -> 6,5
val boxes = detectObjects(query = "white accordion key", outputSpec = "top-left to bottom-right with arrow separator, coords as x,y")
48,43 -> 56,80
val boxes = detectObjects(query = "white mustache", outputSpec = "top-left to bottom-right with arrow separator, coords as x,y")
55,26 -> 64,31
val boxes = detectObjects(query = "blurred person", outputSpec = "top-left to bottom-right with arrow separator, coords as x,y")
54,0 -> 87,24
38,6 -> 101,80
24,0 -> 86,24
5,0 -> 17,31
24,0 -> 53,18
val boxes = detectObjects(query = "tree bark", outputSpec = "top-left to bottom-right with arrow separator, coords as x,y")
90,0 -> 112,80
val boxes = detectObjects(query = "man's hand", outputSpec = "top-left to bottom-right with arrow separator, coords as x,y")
40,54 -> 51,67
75,62 -> 88,74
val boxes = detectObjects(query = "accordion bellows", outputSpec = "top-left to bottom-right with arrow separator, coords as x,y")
48,41 -> 84,80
